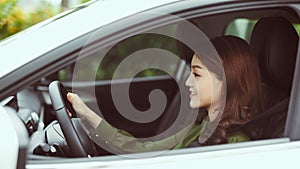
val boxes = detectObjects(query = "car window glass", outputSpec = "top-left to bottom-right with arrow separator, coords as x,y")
225,18 -> 257,42
56,25 -> 181,82
225,18 -> 300,42
293,23 -> 300,35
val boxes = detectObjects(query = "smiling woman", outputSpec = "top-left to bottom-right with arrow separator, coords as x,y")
186,55 -> 212,109
199,36 -> 262,145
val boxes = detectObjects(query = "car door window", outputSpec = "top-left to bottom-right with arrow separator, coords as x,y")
56,26 -> 181,82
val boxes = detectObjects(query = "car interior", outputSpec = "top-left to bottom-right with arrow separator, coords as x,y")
2,4 -> 299,160
248,16 -> 298,139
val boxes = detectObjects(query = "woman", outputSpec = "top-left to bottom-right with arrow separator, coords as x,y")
67,35 -> 262,153
197,36 -> 262,145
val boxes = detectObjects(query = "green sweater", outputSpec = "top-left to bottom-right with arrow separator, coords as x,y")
90,119 -> 249,154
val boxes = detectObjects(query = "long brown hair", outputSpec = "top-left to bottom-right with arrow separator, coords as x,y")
202,35 -> 262,145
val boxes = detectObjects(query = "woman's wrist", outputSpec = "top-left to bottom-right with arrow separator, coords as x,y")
85,109 -> 102,129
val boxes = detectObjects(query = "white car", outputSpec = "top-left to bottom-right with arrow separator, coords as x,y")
1,0 -> 300,168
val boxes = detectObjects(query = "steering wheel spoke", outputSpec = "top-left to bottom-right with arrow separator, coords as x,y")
49,81 -> 88,157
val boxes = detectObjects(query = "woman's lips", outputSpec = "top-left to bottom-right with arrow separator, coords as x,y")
190,93 -> 197,97
189,88 -> 197,97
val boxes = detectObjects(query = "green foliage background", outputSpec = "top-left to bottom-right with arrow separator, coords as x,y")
0,0 -> 58,40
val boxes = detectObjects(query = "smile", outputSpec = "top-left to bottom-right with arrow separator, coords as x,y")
189,88 -> 197,96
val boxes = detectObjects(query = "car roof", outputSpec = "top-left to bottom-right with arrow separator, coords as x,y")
0,0 -> 230,79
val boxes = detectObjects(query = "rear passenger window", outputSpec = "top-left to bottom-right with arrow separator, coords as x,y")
293,23 -> 300,36
225,18 -> 256,42
226,18 -> 300,42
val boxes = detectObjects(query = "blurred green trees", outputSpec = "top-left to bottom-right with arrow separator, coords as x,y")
0,0 -> 58,40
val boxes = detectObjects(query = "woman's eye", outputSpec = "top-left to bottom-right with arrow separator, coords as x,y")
193,73 -> 201,77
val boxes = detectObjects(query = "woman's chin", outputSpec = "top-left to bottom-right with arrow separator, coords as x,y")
189,102 -> 198,109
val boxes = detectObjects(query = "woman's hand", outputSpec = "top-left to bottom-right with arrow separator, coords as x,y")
67,93 -> 102,129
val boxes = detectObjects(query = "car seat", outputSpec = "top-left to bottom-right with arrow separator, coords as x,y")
249,16 -> 299,138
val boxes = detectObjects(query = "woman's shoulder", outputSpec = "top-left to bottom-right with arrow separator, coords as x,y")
227,131 -> 250,143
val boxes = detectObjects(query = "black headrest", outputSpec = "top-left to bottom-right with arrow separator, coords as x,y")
250,17 -> 298,90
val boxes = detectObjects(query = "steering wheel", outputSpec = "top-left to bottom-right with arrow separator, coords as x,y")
48,81 -> 88,157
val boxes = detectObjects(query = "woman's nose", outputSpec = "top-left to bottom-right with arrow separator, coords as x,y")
185,73 -> 193,87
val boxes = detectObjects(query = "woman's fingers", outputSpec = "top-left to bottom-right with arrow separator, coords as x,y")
67,92 -> 76,102
66,92 -> 88,117
66,92 -> 102,128
67,109 -> 72,117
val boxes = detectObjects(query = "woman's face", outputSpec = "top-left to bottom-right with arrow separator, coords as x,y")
185,54 -> 212,109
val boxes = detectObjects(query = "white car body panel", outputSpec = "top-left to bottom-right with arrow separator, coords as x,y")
0,106 -> 19,169
26,140 -> 300,169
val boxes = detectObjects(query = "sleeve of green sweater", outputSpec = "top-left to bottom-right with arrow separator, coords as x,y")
227,131 -> 250,143
89,120 -> 193,154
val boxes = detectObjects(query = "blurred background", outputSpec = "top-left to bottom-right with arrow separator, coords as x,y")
0,0 -> 90,40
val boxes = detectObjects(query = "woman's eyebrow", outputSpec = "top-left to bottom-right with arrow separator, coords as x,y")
192,65 -> 203,70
